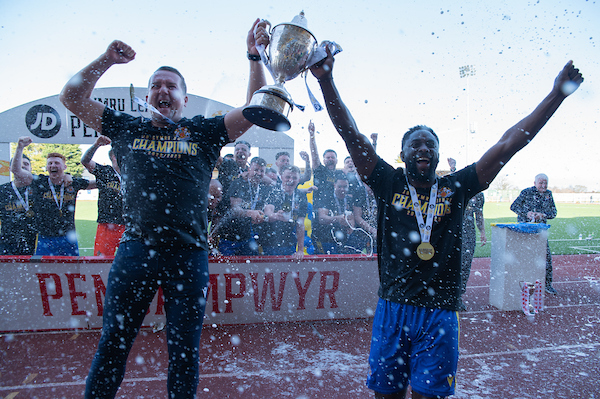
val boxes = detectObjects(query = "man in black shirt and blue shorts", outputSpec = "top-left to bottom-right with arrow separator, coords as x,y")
60,19 -> 269,399
310,49 -> 583,399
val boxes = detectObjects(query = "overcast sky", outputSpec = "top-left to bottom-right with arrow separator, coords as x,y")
1,0 -> 598,190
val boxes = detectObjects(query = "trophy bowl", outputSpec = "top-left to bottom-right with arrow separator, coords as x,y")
267,22 -> 317,84
243,13 -> 317,132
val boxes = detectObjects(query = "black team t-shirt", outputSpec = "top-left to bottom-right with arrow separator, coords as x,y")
0,182 -> 36,254
367,158 -> 484,311
30,175 -> 89,238
92,163 -> 125,225
263,187 -> 308,248
220,179 -> 272,243
102,107 -> 229,250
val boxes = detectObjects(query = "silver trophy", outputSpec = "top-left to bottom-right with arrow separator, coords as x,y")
243,12 -> 318,132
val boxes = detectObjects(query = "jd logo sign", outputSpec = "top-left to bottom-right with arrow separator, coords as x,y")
26,105 -> 62,138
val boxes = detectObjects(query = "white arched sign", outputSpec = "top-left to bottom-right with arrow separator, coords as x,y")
0,88 -> 294,183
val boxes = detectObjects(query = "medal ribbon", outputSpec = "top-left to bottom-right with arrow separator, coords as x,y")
48,177 -> 64,212
130,84 -> 176,125
406,176 -> 438,245
11,181 -> 30,212
113,168 -> 125,196
250,183 -> 261,210
287,190 -> 296,222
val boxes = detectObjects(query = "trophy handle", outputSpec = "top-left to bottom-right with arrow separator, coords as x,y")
255,19 -> 272,66
262,19 -> 272,34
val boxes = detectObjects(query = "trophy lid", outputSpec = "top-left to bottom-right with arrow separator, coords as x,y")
291,11 -> 308,29
273,11 -> 315,37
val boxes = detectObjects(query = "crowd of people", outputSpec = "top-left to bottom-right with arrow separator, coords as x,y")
4,136 -> 96,256
0,18 -> 583,399
1,126 -> 381,259
0,132 -> 560,295
208,120 -> 379,258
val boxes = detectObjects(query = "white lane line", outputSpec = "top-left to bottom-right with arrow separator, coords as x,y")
461,342 -> 600,359
468,279 -> 598,289
0,365 -> 367,391
462,303 -> 599,315
2,343 -> 598,391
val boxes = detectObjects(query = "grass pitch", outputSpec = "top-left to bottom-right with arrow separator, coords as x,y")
74,200 -> 600,257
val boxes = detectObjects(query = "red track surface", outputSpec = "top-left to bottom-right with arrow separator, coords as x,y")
1,255 -> 599,398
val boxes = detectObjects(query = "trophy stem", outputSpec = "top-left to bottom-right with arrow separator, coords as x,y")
243,85 -> 293,132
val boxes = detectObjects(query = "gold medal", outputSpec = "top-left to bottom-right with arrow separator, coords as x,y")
416,242 -> 435,261
26,210 -> 34,217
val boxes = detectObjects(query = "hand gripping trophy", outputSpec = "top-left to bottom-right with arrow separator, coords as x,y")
243,12 -> 340,131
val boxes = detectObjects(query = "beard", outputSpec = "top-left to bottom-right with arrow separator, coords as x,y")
405,158 -> 439,184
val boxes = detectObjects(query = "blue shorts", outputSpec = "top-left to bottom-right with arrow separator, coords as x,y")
366,299 -> 459,397
35,235 -> 79,256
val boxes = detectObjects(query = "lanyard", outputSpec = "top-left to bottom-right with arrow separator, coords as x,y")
249,183 -> 261,210
113,168 -> 125,195
11,181 -> 29,211
334,195 -> 347,215
405,176 -> 438,245
285,190 -> 296,220
113,167 -> 122,184
48,177 -> 65,211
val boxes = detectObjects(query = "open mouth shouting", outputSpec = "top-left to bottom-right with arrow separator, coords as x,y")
416,156 -> 431,172
150,99 -> 177,124
406,153 -> 438,184
158,100 -> 171,109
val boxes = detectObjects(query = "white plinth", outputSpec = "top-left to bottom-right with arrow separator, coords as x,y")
489,224 -> 548,311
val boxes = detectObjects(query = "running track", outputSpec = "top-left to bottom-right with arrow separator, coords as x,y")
1,255 -> 598,398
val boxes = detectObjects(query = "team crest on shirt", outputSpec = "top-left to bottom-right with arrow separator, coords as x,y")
174,126 -> 191,140
439,186 -> 454,198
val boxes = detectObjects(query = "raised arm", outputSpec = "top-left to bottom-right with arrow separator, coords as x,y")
370,133 -> 378,152
81,135 -> 112,172
309,50 -> 378,181
224,19 -> 269,141
476,61 -> 583,187
308,120 -> 322,170
10,136 -> 33,185
299,151 -> 312,184
60,41 -> 136,132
